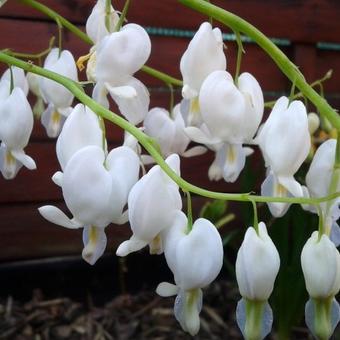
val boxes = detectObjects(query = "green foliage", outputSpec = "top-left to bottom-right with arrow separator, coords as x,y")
200,199 -> 228,223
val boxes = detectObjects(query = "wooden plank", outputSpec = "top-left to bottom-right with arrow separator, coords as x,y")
1,0 -> 340,43
0,18 -> 290,91
0,195 -> 231,261
0,202 -> 130,261
294,43 -> 317,84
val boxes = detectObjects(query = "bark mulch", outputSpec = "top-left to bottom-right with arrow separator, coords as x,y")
0,281 -> 243,340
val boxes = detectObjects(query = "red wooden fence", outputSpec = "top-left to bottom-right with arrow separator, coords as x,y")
0,0 -> 339,261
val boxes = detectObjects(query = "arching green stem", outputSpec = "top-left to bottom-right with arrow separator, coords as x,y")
185,191 -> 193,232
178,0 -> 340,131
114,0 -> 131,32
1,52 -> 338,205
16,0 -> 183,87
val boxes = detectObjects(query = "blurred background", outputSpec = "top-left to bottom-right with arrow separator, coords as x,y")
0,1 -> 339,339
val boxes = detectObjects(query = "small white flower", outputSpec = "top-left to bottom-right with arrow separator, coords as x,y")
92,24 -> 151,124
0,87 -> 36,179
236,222 -> 280,301
185,70 -> 263,182
56,104 -> 104,171
180,22 -> 226,126
40,48 -> 78,137
144,105 -> 206,158
301,231 -> 340,299
258,96 -> 310,216
302,140 -> 340,245
0,66 -> 28,99
157,212 -> 223,336
116,154 -> 182,256
39,145 -> 140,264
86,0 -> 120,44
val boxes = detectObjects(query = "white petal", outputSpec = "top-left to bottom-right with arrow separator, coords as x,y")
0,144 -> 22,179
109,77 -> 149,125
62,145 -> 113,227
1,67 -> 29,95
92,82 -> 109,108
0,87 -> 33,148
82,226 -> 107,265
105,83 -> 137,98
261,172 -> 291,217
40,49 -> 78,109
56,104 -> 103,170
116,236 -> 148,256
41,104 -> 66,138
156,282 -> 179,297
180,22 -> 226,96
182,146 -> 207,158
38,205 -> 82,229
52,171 -> 63,186
11,149 -> 36,170
184,126 -> 220,145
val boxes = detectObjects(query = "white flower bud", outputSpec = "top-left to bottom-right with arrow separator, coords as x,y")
301,231 -> 340,298
236,222 -> 280,301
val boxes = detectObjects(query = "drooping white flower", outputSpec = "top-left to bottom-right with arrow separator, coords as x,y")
236,222 -> 280,301
56,104 -> 104,171
0,87 -> 36,179
301,231 -> 340,339
235,222 -> 280,340
302,139 -> 340,244
39,48 -> 78,137
92,24 -> 151,124
86,0 -> 120,44
257,96 -> 310,217
180,21 -> 226,126
116,154 -> 182,256
144,105 -> 206,158
39,145 -> 140,264
27,72 -> 45,117
157,212 -> 223,336
0,66 -> 28,99
186,70 -> 263,182
301,231 -> 340,299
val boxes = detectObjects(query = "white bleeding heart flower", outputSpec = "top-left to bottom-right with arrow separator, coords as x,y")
27,72 -> 45,117
185,70 -> 263,182
116,154 -> 182,256
39,145 -> 140,264
302,139 -> 340,245
92,24 -> 151,124
235,222 -> 280,340
86,0 -> 120,44
144,105 -> 206,158
39,48 -> 78,137
257,96 -> 310,217
180,22 -> 226,126
301,231 -> 340,299
157,212 -> 223,336
56,104 -> 104,171
0,66 -> 28,99
0,87 -> 36,179
236,222 -> 280,301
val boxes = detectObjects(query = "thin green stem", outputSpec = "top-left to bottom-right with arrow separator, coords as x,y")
234,31 -> 244,86
56,17 -> 63,57
317,205 -> 325,240
289,78 -> 296,104
115,0 -> 131,32
185,191 -> 193,232
1,52 -> 338,205
250,200 -> 259,234
264,70 -> 333,108
178,0 -> 340,131
17,0 -> 183,87
168,83 -> 174,115
105,0 -> 112,32
215,213 -> 235,229
9,65 -> 14,93
4,37 -> 55,60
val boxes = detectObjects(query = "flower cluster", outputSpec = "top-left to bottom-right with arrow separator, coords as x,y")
1,0 -> 339,339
